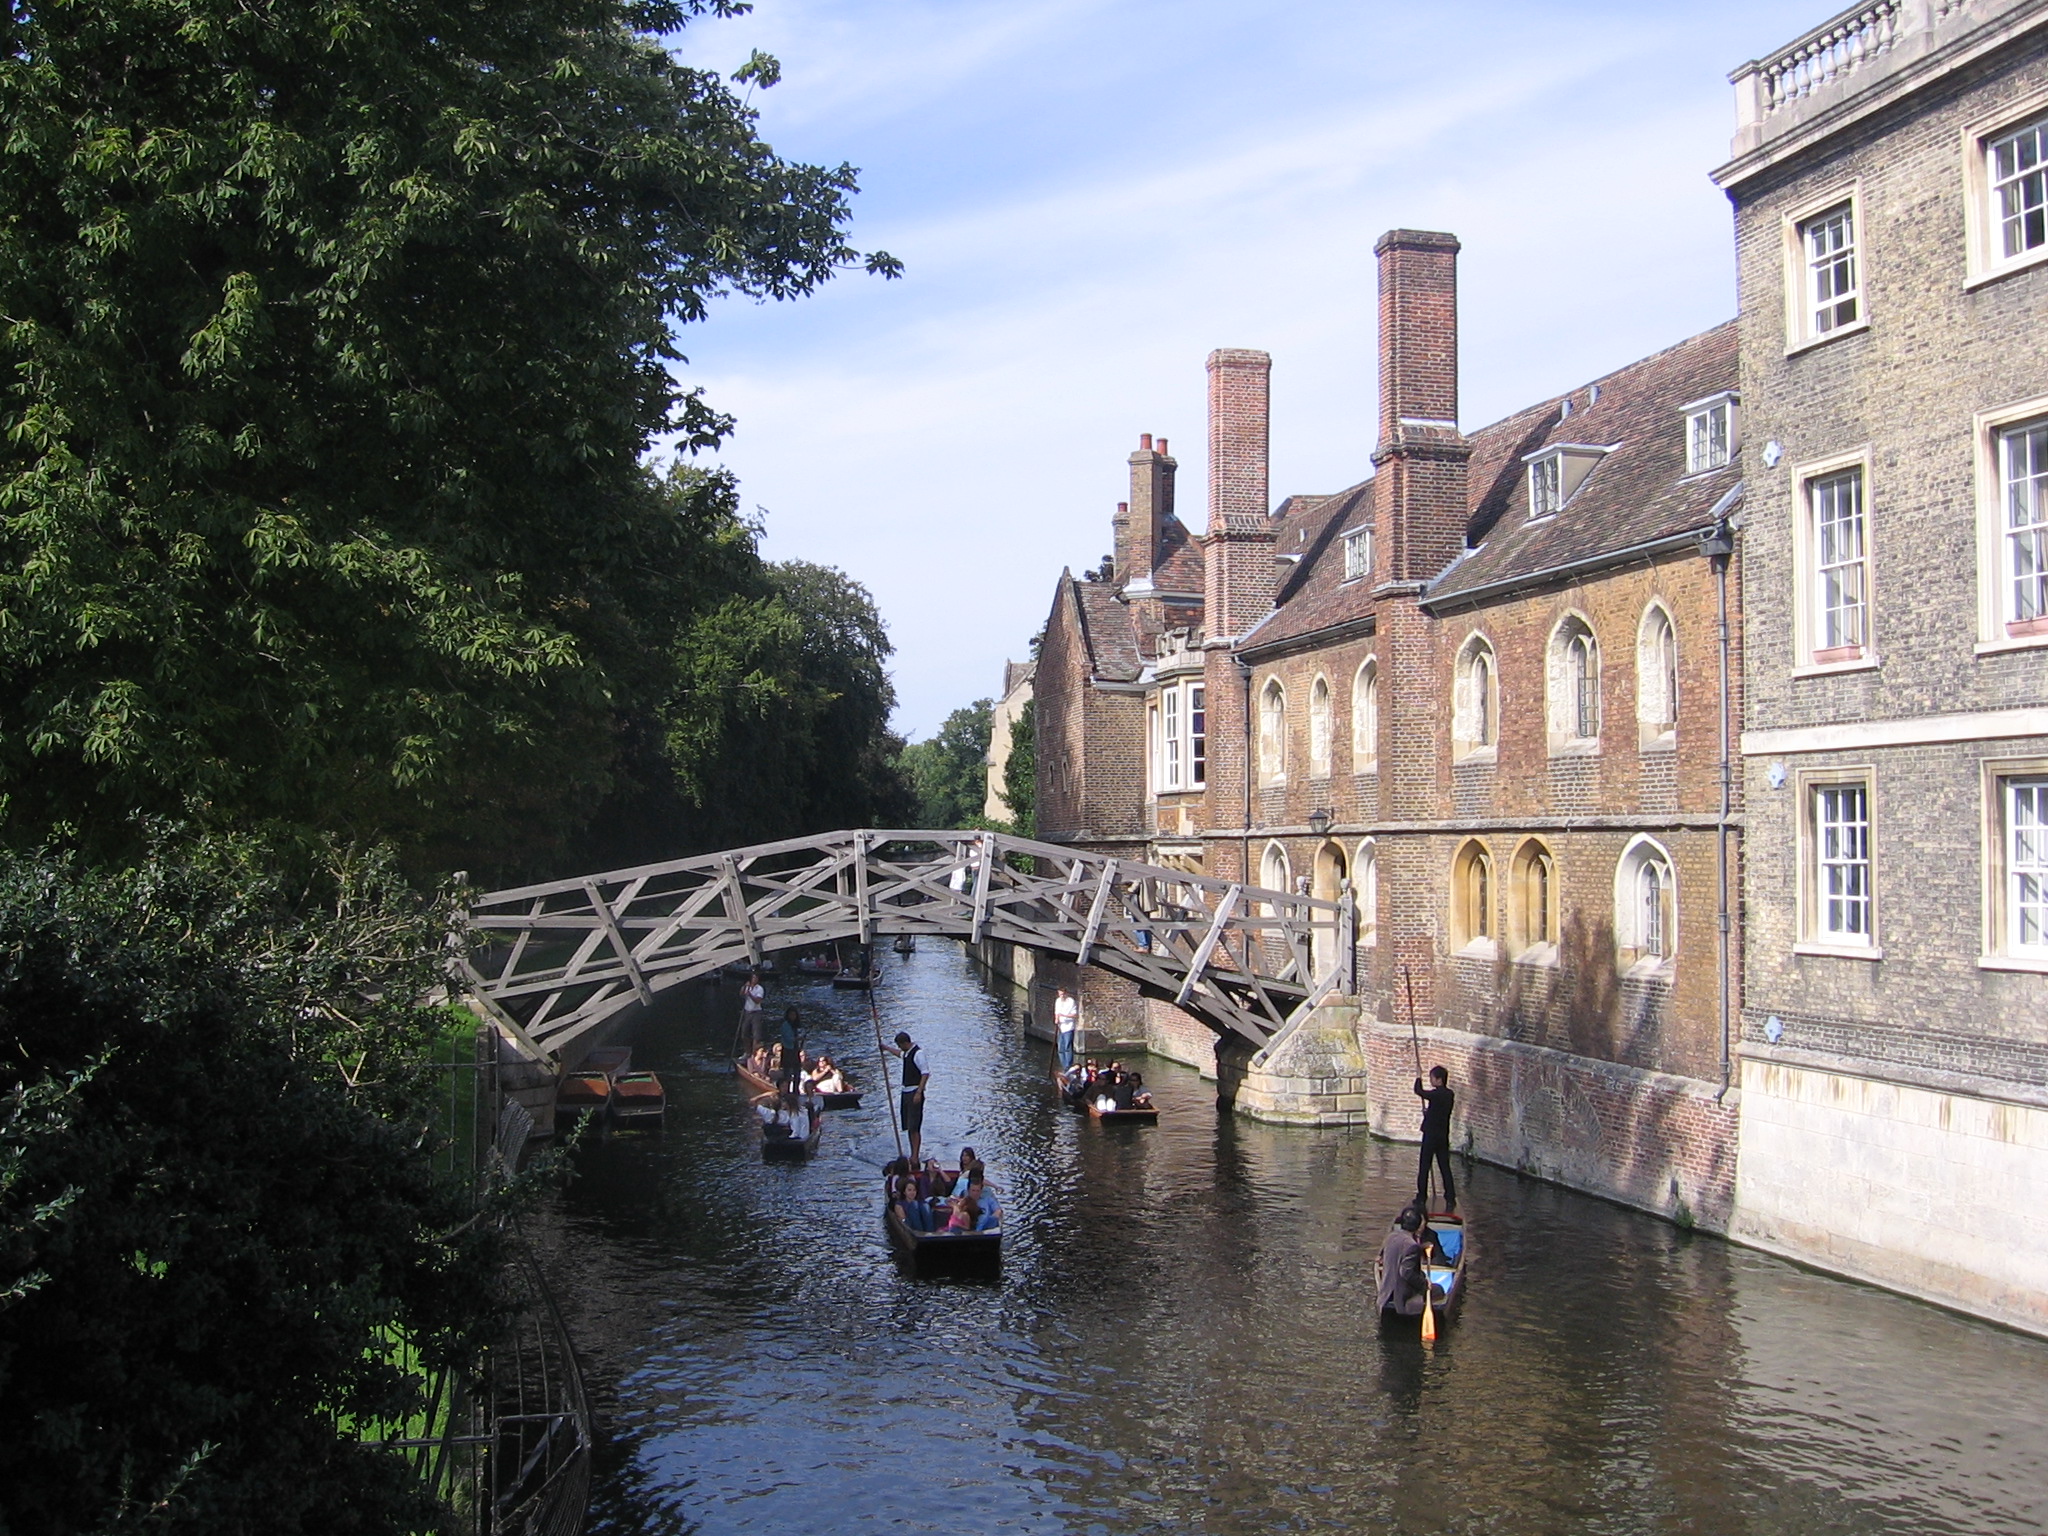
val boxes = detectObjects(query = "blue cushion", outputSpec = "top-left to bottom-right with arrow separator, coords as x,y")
1433,1227 -> 1463,1261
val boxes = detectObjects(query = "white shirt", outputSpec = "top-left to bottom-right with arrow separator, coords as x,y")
1053,994 -> 1079,1034
741,980 -> 764,1012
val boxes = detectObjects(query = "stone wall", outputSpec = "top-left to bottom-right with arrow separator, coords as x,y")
1364,1018 -> 1739,1231
1734,1052 -> 2048,1336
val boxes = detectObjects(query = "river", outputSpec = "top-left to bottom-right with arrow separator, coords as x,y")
525,945 -> 2048,1535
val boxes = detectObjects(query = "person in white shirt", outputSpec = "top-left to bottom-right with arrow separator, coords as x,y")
740,969 -> 765,1046
1053,987 -> 1080,1073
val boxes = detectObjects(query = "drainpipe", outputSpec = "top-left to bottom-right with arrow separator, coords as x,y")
1698,516 -> 1737,1098
1238,652 -> 1254,973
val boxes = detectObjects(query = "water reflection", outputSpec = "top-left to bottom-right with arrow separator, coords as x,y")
528,950 -> 2048,1535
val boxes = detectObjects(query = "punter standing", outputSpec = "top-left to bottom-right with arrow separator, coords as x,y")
1052,986 -> 1080,1073
884,1030 -> 930,1167
740,968 -> 766,1047
1414,1065 -> 1457,1210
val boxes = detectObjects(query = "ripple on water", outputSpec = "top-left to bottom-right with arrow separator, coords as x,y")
532,950 -> 2048,1536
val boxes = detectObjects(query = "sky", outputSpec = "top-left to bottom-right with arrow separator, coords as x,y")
662,0 -> 1821,741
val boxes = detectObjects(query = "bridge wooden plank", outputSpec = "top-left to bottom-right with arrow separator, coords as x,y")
1075,859 -> 1119,963
718,857 -> 762,967
967,834 -> 997,944
584,880 -> 654,1006
1175,884 -> 1241,1008
854,832 -> 873,946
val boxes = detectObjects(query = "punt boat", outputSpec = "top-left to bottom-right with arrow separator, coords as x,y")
883,1176 -> 1001,1275
758,1103 -> 823,1162
737,1056 -> 860,1110
609,1072 -> 666,1127
1053,1061 -> 1160,1125
1373,1209 -> 1469,1325
557,1070 -> 612,1122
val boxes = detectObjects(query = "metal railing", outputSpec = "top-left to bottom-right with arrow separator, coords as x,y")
359,1030 -> 591,1535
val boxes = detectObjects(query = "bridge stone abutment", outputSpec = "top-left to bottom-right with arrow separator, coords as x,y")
1214,998 -> 1372,1126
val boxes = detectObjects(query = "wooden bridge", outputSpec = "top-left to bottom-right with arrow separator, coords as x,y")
460,830 -> 1355,1062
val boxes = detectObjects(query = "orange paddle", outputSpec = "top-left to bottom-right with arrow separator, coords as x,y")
1420,1240 -> 1438,1344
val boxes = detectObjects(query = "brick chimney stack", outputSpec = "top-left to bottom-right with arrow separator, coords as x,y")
1203,348 -> 1276,638
1118,434 -> 1176,593
1371,230 -> 1470,586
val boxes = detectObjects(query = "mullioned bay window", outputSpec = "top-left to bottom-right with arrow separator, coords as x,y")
1150,679 -> 1207,793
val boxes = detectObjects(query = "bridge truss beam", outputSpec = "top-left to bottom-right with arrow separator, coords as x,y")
460,831 -> 1354,1062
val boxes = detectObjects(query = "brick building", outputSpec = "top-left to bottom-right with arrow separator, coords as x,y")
1713,0 -> 2048,1334
1031,230 -> 1747,1228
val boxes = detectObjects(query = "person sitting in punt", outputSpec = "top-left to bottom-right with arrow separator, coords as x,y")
1127,1071 -> 1155,1110
949,1147 -> 984,1193
1376,1205 -> 1428,1317
964,1170 -> 997,1226
811,1057 -> 849,1094
758,1089 -> 810,1141
945,1188 -> 981,1233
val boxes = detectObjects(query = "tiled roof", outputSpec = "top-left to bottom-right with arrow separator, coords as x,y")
1070,573 -> 1143,682
1430,321 -> 1740,604
1238,481 -> 1378,651
1152,516 -> 1207,594
1245,321 -> 1739,649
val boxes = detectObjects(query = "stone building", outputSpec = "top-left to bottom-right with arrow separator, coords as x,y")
1030,229 -> 1748,1228
983,659 -> 1035,823
1713,0 -> 2048,1334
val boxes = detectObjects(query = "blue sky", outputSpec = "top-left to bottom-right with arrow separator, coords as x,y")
664,0 -> 1819,740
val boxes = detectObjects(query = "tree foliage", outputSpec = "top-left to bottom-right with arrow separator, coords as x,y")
0,831 -> 506,1534
898,700 -> 994,830
0,0 -> 898,878
999,703 -> 1035,836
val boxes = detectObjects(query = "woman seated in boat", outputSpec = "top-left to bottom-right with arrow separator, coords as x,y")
1126,1071 -> 1155,1110
945,1187 -> 982,1233
948,1147 -> 984,1193
809,1056 -> 849,1094
746,1044 -> 774,1079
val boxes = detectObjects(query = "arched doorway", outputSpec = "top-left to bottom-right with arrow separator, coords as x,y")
1311,840 -> 1348,975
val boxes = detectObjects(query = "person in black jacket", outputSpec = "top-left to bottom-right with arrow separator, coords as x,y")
1414,1065 -> 1456,1209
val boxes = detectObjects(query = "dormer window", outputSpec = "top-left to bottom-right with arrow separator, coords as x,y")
1342,527 -> 1374,583
1525,445 -> 1609,519
1685,393 -> 1738,474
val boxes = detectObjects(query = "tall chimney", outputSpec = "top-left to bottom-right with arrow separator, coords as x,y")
1203,348 -> 1276,637
1120,436 -> 1175,593
1371,230 -> 1469,585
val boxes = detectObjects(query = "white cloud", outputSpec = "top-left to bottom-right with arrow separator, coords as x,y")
661,0 -> 1810,737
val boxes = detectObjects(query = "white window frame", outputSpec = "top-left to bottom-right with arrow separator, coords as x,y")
1528,454 -> 1562,519
1636,602 -> 1678,751
1962,86 -> 2048,289
1796,769 -> 1880,959
1791,448 -> 1878,676
1614,835 -> 1676,978
1982,757 -> 2048,971
1341,526 -> 1374,584
1973,393 -> 2048,654
1152,679 -> 1206,793
1781,184 -> 1868,353
1352,658 -> 1379,772
1258,840 -> 1292,919
1509,837 -> 1559,965
1683,392 -> 1738,475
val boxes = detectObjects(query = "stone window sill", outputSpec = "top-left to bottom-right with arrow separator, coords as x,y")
1785,317 -> 1869,358
1978,952 -> 2048,974
1638,732 -> 1677,754
1791,653 -> 1880,679
1512,943 -> 1559,969
1976,631 -> 2048,657
1964,243 -> 2048,292
1454,937 -> 1499,962
1793,940 -> 1883,962
1453,746 -> 1497,767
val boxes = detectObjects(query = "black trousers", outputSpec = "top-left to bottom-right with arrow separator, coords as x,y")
1416,1137 -> 1456,1207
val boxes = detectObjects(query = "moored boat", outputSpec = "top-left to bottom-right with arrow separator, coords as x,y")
1373,1209 -> 1469,1325
891,934 -> 916,955
795,952 -> 840,975
557,1070 -> 612,1121
831,960 -> 881,989
610,1071 -> 665,1126
581,1045 -> 631,1079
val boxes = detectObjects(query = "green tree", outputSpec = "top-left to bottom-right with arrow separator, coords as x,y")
1000,703 -> 1035,836
0,831 -> 505,1534
899,699 -> 994,829
0,0 -> 897,879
